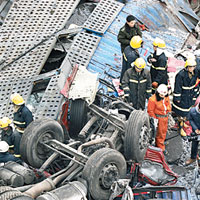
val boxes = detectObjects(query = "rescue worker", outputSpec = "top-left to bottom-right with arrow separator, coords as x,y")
117,15 -> 142,53
122,57 -> 152,110
120,35 -> 143,84
147,37 -> 168,94
10,93 -> 33,158
172,58 -> 200,135
0,117 -> 14,151
185,103 -> 200,165
147,84 -> 171,153
0,141 -> 21,163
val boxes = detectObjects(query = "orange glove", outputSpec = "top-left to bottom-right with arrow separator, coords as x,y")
152,82 -> 158,88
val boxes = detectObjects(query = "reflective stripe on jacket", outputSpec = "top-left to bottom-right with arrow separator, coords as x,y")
172,68 -> 200,117
13,104 -> 33,129
122,67 -> 152,110
148,52 -> 168,85
120,46 -> 139,83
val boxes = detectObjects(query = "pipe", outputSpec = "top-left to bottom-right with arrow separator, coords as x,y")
24,163 -> 79,199
78,116 -> 98,138
78,137 -> 115,153
24,178 -> 55,198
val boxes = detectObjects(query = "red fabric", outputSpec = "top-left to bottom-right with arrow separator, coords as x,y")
139,146 -> 178,185
183,121 -> 193,136
167,57 -> 185,72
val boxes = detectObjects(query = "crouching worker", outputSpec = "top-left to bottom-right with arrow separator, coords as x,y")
0,141 -> 22,163
0,117 -> 14,152
10,93 -> 33,158
147,84 -> 171,153
122,57 -> 152,110
185,103 -> 200,166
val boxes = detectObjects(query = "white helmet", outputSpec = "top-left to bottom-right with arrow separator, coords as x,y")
157,84 -> 168,96
0,141 -> 9,153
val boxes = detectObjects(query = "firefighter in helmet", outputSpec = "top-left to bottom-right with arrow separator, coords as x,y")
122,57 -> 152,110
172,58 -> 200,136
10,93 -> 33,158
147,37 -> 168,94
0,117 -> 14,151
120,35 -> 143,84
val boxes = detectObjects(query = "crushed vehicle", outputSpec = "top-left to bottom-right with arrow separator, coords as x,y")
0,0 -> 200,199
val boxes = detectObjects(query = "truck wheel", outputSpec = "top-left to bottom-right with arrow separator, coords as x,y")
82,148 -> 126,200
20,120 -> 40,164
124,110 -> 151,162
69,99 -> 88,139
20,118 -> 64,168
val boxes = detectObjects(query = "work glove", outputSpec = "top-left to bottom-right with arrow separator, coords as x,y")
152,82 -> 158,88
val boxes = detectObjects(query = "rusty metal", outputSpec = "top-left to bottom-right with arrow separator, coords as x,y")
45,140 -> 88,163
38,152 -> 59,173
78,115 -> 99,138
78,137 -> 115,153
89,104 -> 125,132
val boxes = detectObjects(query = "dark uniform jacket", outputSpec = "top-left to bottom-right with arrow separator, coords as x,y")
118,23 -> 142,53
148,52 -> 168,90
1,126 -> 14,149
122,67 -> 152,110
13,104 -> 33,132
172,68 -> 200,117
0,152 -> 21,163
120,46 -> 139,83
188,105 -> 200,132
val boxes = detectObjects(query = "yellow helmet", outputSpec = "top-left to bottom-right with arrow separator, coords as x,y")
185,59 -> 196,68
10,93 -> 25,105
153,37 -> 166,48
0,117 -> 12,128
132,57 -> 146,69
130,36 -> 143,49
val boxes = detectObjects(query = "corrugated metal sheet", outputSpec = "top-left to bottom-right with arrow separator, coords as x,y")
87,0 -> 199,92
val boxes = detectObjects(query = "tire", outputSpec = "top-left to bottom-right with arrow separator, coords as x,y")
69,99 -> 88,139
20,120 -> 40,164
20,118 -> 64,168
124,110 -> 151,162
82,148 -> 127,200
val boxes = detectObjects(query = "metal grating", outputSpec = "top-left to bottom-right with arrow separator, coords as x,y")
66,31 -> 101,68
0,0 -> 81,119
83,0 -> 124,34
34,74 -> 64,119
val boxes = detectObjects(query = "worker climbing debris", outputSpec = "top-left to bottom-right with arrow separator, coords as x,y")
122,57 -> 152,110
10,93 -> 33,158
147,38 -> 168,94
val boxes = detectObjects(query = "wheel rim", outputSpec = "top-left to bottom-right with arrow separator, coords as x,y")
99,163 -> 119,189
36,130 -> 55,159
139,125 -> 150,150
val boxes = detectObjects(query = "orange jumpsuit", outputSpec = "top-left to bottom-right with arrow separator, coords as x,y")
147,94 -> 171,151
